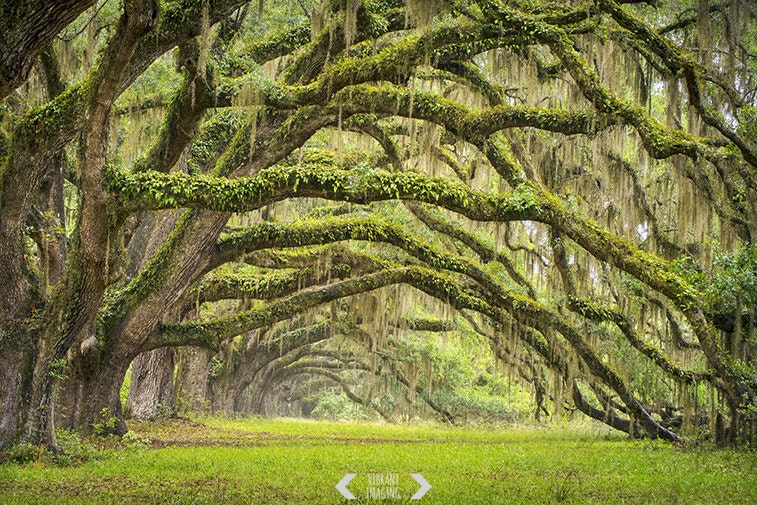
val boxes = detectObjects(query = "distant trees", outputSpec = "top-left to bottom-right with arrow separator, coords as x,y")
1,0 -> 756,450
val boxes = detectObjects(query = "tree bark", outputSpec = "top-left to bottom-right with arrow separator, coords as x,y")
0,342 -> 34,449
21,0 -> 158,448
0,0 -> 95,100
174,348 -> 211,414
71,355 -> 132,436
125,348 -> 175,420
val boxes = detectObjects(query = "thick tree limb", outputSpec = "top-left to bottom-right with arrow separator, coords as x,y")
0,0 -> 95,100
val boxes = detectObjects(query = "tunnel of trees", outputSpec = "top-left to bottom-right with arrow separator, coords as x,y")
1,0 -> 756,452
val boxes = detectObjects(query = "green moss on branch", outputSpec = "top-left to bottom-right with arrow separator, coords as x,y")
107,161 -> 535,218
109,158 -> 701,316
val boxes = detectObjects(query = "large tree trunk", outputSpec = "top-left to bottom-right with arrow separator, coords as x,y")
53,333 -> 136,435
233,384 -> 255,415
209,378 -> 236,416
71,357 -> 132,436
125,348 -> 175,420
206,332 -> 262,415
249,362 -> 278,416
0,343 -> 34,449
18,0 -> 158,449
174,347 -> 211,414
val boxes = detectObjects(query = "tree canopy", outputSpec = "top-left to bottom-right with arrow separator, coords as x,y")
1,0 -> 757,450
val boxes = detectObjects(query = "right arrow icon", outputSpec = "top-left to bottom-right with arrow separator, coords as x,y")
410,473 -> 431,499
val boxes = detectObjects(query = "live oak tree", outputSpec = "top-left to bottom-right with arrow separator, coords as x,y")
1,0 -> 756,451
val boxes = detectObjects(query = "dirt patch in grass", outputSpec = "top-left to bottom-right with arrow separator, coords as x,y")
127,417 -> 432,448
128,417 -> 324,448
1,475 -> 135,497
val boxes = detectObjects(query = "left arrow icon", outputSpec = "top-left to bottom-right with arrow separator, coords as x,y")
336,473 -> 356,500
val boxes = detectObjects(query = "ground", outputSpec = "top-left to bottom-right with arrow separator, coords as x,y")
1,418 -> 756,504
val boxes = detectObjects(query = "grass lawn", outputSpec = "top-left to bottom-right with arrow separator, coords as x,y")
1,417 -> 756,504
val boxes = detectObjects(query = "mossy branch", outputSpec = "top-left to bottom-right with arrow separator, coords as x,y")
406,202 -> 537,298
478,0 -> 735,165
110,157 -> 706,319
599,0 -> 757,170
226,23 -> 310,75
194,259 -> 376,304
156,267 -> 418,349
107,162 -> 526,217
193,270 -> 312,303
238,243 -> 388,273
333,83 -> 618,147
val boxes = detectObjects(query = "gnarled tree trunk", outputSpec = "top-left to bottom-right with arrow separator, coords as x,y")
126,348 -> 175,420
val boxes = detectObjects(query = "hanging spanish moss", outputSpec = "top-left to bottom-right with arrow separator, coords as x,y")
343,0 -> 361,48
405,0 -> 444,29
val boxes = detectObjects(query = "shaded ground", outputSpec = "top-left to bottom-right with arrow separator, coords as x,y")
128,417 -> 431,448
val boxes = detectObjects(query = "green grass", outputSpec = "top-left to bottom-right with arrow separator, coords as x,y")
1,418 -> 756,504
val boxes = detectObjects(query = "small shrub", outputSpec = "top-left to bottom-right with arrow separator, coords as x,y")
122,431 -> 151,448
92,407 -> 118,437
2,443 -> 39,465
155,402 -> 176,420
53,429 -> 100,465
550,469 -> 580,503
311,392 -> 371,421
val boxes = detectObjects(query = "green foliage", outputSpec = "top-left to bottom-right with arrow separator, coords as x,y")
53,429 -> 102,466
121,431 -> 152,448
120,366 -> 131,411
737,106 -> 757,141
48,358 -> 69,380
311,391 -> 373,421
187,110 -> 246,174
0,430 -> 104,467
675,244 -> 757,314
708,245 -> 757,314
0,443 -> 40,465
208,356 -> 224,379
92,408 -> 118,437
